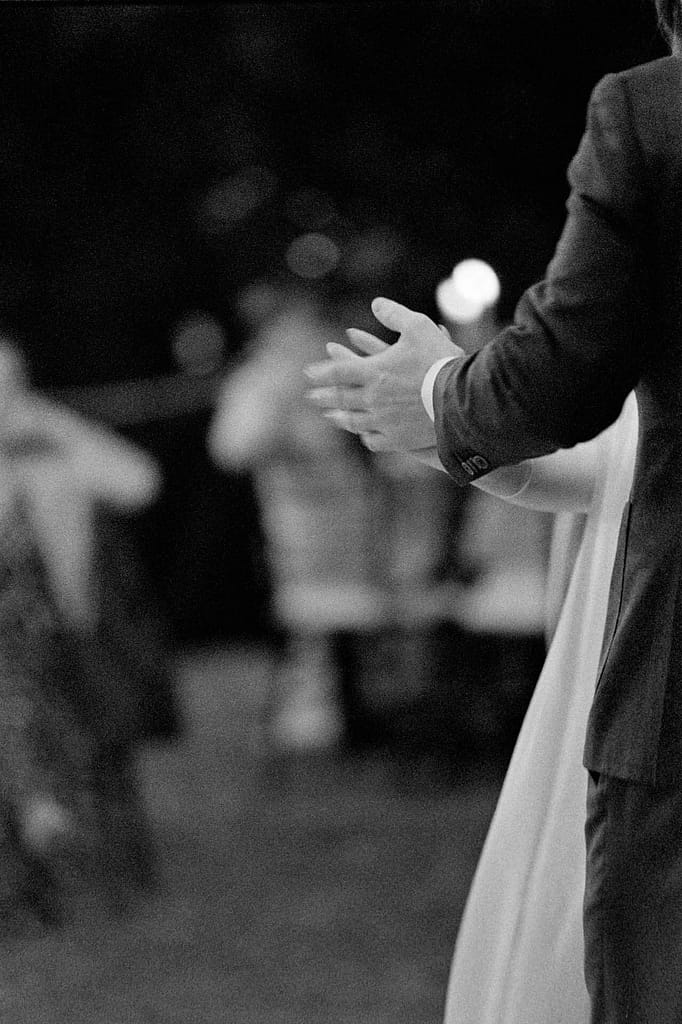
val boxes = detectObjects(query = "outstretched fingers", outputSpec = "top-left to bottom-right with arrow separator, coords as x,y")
326,342 -> 359,362
305,352 -> 371,412
304,356 -> 367,388
323,409 -> 376,435
344,328 -> 389,356
370,296 -> 424,334
308,385 -> 368,412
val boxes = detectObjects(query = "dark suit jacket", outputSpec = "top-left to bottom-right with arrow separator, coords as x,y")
433,56 -> 682,786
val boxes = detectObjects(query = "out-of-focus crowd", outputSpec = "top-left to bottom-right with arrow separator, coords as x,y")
0,271 -> 552,939
0,4 -> 577,939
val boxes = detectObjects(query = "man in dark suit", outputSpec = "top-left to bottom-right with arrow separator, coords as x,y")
306,5 -> 682,1020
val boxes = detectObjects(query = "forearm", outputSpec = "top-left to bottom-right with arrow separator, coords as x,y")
409,447 -> 596,512
474,446 -> 597,513
434,73 -> 648,485
407,446 -> 536,497
411,452 -> 593,512
434,279 -> 641,484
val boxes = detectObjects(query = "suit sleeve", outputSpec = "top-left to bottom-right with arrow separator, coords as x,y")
434,73 -> 650,485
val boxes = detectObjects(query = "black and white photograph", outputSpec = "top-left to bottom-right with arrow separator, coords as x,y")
0,2 -> 676,1022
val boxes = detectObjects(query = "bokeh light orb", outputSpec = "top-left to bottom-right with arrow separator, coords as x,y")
285,233 -> 340,280
198,166 -> 278,233
436,258 -> 501,324
172,312 -> 226,375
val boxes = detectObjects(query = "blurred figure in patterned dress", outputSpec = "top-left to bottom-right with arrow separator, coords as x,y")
0,337 -> 168,935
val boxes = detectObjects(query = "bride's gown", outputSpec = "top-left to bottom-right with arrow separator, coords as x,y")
444,393 -> 638,1024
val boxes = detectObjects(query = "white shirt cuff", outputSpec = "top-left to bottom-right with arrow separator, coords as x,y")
420,357 -> 457,422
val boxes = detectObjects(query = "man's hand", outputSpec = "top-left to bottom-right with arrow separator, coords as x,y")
304,297 -> 463,452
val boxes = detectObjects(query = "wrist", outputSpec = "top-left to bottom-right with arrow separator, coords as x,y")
420,357 -> 457,422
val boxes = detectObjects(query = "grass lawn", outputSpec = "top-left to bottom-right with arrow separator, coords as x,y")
0,645 -> 501,1024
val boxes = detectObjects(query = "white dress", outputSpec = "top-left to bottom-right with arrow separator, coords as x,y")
443,393 -> 638,1024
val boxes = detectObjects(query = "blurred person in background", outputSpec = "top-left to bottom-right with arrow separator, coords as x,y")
0,335 -> 169,934
207,169 -> 461,759
306,2 -> 682,1017
208,281 -> 388,755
